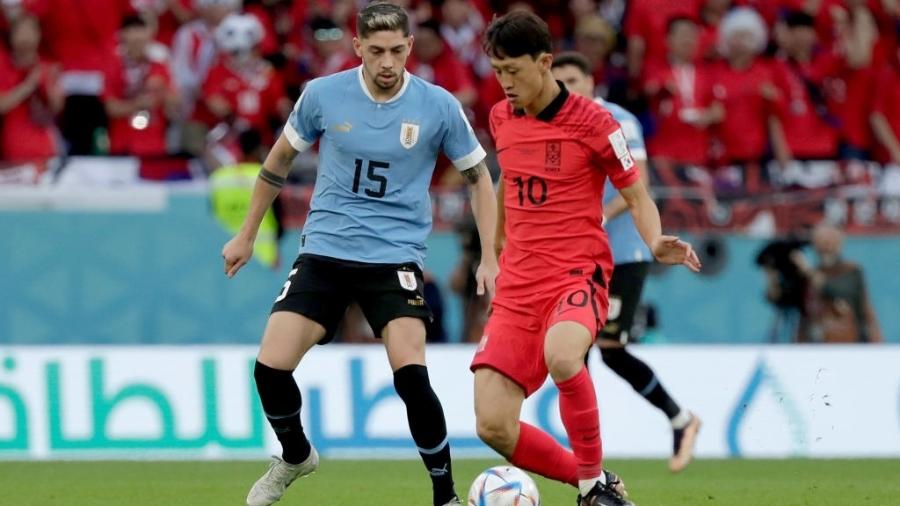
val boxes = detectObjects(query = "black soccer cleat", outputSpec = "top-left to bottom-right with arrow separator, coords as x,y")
576,477 -> 634,506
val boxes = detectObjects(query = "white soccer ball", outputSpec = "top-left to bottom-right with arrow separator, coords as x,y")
467,466 -> 540,506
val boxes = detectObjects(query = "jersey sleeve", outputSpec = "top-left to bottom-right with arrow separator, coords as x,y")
440,93 -> 486,171
585,114 -> 641,190
616,111 -> 647,162
282,79 -> 324,152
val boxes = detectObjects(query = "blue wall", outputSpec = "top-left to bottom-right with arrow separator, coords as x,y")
1,193 -> 897,343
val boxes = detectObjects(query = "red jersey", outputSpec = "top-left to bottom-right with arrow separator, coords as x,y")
772,56 -> 839,159
29,0 -> 131,72
490,87 -> 640,306
871,66 -> 900,163
624,0 -> 699,70
201,60 -> 286,141
0,56 -> 60,161
711,59 -> 779,163
644,60 -> 715,165
104,52 -> 173,157
408,45 -> 476,97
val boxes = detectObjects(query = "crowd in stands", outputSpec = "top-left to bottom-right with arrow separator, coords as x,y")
1,0 -> 899,182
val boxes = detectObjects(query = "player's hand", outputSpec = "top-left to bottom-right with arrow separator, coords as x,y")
651,235 -> 702,273
222,234 -> 254,278
475,258 -> 499,299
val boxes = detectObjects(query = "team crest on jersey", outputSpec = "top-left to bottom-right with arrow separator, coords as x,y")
545,141 -> 561,169
397,270 -> 418,290
400,121 -> 420,149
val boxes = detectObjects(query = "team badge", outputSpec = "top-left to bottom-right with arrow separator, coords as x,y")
400,121 -> 419,149
397,270 -> 418,291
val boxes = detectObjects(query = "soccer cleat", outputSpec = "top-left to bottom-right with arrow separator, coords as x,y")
670,413 -> 701,473
246,447 -> 319,506
603,470 -> 628,498
441,496 -> 462,505
576,477 -> 635,506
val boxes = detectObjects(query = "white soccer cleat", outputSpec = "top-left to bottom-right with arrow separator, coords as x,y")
246,447 -> 319,506
441,496 -> 461,506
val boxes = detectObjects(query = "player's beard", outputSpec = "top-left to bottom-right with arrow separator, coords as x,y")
374,71 -> 401,91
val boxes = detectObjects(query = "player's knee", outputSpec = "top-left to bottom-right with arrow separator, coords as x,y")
545,349 -> 585,382
475,414 -> 516,452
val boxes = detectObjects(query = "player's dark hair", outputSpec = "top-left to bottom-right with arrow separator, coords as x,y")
121,14 -> 148,30
357,1 -> 410,39
483,11 -> 553,59
667,15 -> 696,35
551,51 -> 591,76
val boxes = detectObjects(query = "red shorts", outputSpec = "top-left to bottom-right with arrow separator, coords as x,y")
470,279 -> 608,396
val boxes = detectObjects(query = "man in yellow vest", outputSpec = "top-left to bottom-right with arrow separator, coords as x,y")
210,129 -> 281,268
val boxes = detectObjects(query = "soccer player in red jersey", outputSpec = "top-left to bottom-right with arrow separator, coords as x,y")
470,11 -> 701,506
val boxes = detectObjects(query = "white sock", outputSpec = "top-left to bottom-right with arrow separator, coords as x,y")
579,474 -> 606,496
671,410 -> 691,429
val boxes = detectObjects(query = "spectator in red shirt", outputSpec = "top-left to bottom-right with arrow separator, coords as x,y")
104,15 -> 179,158
711,7 -> 790,166
307,17 -> 357,77
572,15 -> 617,96
439,0 -> 490,79
815,3 -> 879,159
644,16 -> 722,166
171,0 -> 240,120
28,0 -> 132,155
870,45 -> 900,165
624,0 -> 699,81
0,15 -> 63,162
131,0 -> 194,47
409,18 -> 476,107
202,13 -> 289,146
696,0 -> 733,60
772,11 -> 840,160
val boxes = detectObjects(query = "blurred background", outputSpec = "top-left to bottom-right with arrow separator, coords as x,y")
1,0 -> 899,463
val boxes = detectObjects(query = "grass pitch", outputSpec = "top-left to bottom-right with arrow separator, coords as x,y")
1,458 -> 898,505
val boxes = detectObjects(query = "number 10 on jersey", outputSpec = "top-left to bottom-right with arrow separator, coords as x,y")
352,158 -> 390,198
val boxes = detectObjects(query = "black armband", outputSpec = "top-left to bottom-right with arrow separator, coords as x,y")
259,168 -> 286,188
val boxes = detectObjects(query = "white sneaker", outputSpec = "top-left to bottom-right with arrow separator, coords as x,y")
442,497 -> 461,506
246,447 -> 319,506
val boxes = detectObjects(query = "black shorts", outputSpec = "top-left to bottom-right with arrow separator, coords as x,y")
598,262 -> 650,344
271,254 -> 432,344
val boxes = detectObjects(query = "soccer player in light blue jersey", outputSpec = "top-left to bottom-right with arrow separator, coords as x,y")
552,52 -> 701,474
222,3 -> 497,505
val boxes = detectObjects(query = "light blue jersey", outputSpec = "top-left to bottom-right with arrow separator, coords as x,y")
284,66 -> 485,267
595,98 -> 652,265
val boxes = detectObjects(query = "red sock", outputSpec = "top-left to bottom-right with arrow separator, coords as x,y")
556,367 -> 603,480
510,422 -> 577,486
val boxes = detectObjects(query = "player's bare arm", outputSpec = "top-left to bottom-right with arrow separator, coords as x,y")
494,178 -> 506,258
619,180 -> 701,272
221,133 -> 298,278
603,159 -> 648,224
462,159 -> 500,298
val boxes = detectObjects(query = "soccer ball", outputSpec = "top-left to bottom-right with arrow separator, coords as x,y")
467,466 -> 540,506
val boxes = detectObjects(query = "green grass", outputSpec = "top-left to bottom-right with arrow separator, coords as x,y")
1,459 -> 898,505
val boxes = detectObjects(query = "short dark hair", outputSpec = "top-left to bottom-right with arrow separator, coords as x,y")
484,11 -> 553,59
357,1 -> 410,39
121,14 -> 147,30
784,10 -> 815,28
551,51 -> 591,76
667,15 -> 696,35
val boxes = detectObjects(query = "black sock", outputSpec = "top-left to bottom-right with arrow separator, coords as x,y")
254,360 -> 312,465
394,364 -> 455,505
600,347 -> 682,420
